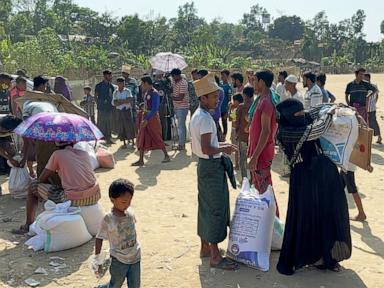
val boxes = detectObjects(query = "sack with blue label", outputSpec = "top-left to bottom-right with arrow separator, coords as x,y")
226,178 -> 275,271
319,107 -> 358,170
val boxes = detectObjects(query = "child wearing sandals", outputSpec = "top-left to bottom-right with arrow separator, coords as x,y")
95,179 -> 141,288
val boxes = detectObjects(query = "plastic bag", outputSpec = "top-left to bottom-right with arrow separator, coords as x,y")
74,141 -> 99,170
96,146 -> 115,169
320,107 -> 358,170
90,252 -> 111,279
271,216 -> 284,251
8,156 -> 30,199
226,178 -> 276,271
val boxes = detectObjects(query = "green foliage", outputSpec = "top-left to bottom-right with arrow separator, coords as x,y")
0,1 -> 382,77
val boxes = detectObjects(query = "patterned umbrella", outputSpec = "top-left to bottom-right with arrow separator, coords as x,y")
149,52 -> 188,72
14,112 -> 103,143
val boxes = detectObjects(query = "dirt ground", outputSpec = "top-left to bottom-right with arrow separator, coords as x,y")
0,74 -> 383,288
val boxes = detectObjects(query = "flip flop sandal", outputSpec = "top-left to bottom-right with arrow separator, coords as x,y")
210,258 -> 239,270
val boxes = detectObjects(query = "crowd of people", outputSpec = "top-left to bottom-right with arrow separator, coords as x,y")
0,64 -> 382,287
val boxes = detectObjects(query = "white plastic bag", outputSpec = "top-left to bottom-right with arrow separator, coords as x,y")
74,141 -> 99,170
25,200 -> 92,252
8,156 -> 30,199
271,216 -> 284,251
80,203 -> 105,236
320,107 -> 358,170
226,178 -> 276,271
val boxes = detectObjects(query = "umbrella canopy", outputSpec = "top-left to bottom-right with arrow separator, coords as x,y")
149,52 -> 188,72
15,91 -> 88,118
14,112 -> 103,143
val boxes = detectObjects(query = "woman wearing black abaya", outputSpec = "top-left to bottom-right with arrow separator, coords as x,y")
276,99 -> 351,275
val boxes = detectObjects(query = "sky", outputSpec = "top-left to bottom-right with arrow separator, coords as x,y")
74,0 -> 383,42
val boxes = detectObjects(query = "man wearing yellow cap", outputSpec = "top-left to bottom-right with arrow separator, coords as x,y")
190,73 -> 238,270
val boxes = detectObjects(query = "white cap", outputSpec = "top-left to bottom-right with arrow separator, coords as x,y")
285,75 -> 298,84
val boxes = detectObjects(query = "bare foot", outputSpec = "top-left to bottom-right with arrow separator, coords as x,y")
162,156 -> 171,163
200,249 -> 211,258
350,214 -> 367,222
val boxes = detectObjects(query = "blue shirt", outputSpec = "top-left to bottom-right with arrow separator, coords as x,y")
220,82 -> 233,113
95,81 -> 115,112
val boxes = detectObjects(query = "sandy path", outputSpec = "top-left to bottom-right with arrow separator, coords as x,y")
0,74 -> 383,288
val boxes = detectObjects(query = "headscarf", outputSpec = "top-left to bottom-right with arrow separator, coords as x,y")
54,76 -> 72,101
276,98 -> 312,162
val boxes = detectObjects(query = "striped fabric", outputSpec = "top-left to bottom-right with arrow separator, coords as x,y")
172,78 -> 189,109
33,180 -> 101,206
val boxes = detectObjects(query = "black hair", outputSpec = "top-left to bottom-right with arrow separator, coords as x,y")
214,75 -> 220,85
83,86 -> 92,91
0,115 -> 22,130
141,75 -> 153,85
303,71 -> 316,84
233,93 -> 244,103
255,69 -> 274,88
0,73 -> 13,81
170,68 -> 182,76
103,69 -> 112,75
109,178 -> 135,198
278,71 -> 288,79
231,72 -> 244,84
355,68 -> 366,76
16,76 -> 27,84
33,75 -> 48,88
243,86 -> 254,98
364,73 -> 371,79
191,69 -> 198,75
16,69 -> 27,77
221,69 -> 230,76
116,77 -> 125,83
198,69 -> 209,77
316,72 -> 327,86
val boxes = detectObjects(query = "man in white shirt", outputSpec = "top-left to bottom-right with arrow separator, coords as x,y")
190,73 -> 238,271
284,75 -> 304,103
276,71 -> 289,101
303,71 -> 323,109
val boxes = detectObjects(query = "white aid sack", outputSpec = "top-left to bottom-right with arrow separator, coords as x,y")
26,200 -> 92,252
320,107 -> 358,170
8,166 -> 30,199
80,203 -> 105,236
227,178 -> 276,271
74,141 -> 99,170
271,216 -> 284,251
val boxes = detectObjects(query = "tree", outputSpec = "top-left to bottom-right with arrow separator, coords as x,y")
241,4 -> 268,36
7,11 -> 34,42
268,15 -> 304,42
381,20 -> 384,35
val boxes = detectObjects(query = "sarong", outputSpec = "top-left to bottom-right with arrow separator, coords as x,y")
197,158 -> 230,244
353,103 -> 368,123
97,110 -> 112,140
117,109 -> 136,141
137,113 -> 165,151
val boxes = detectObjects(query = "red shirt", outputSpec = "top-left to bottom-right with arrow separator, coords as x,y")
247,95 -> 277,170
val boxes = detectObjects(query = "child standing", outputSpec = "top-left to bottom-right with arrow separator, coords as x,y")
80,86 -> 96,123
229,93 -> 243,170
10,77 -> 27,118
112,77 -> 136,148
95,179 -> 141,288
236,87 -> 254,179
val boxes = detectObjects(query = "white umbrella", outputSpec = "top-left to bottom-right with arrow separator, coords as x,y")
149,52 -> 188,72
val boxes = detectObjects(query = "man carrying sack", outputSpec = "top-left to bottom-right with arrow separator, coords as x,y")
190,73 -> 238,270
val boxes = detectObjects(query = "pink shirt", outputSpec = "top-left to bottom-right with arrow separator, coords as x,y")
46,146 -> 99,200
247,95 -> 277,170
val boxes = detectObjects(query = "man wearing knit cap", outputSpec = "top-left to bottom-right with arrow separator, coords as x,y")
190,73 -> 238,270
